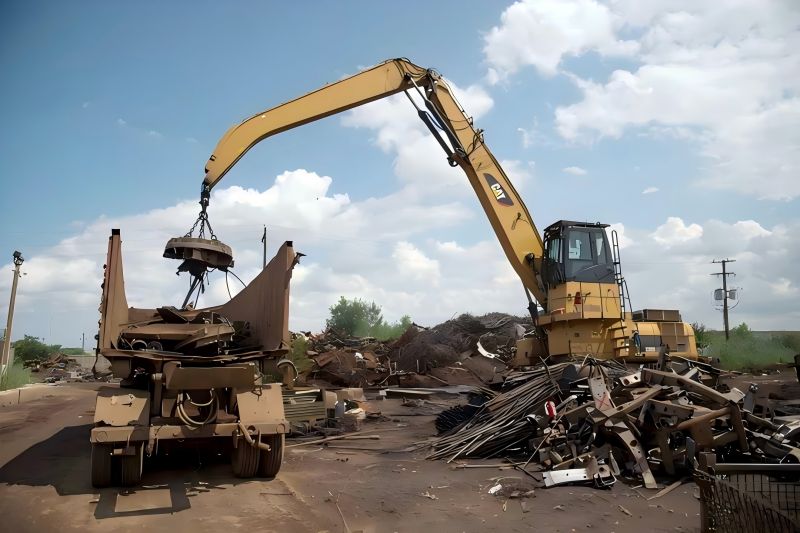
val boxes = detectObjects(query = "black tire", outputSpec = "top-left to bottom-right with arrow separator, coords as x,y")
231,438 -> 259,478
120,443 -> 144,487
258,434 -> 284,477
91,443 -> 113,488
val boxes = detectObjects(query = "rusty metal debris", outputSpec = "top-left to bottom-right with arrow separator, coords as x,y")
297,313 -> 530,389
424,357 -> 800,493
23,352 -> 108,382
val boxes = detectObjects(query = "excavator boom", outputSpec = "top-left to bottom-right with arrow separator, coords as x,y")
202,58 -> 546,307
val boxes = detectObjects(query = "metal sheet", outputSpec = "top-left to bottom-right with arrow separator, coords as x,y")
94,387 -> 150,427
217,241 -> 296,353
163,361 -> 256,390
236,384 -> 287,427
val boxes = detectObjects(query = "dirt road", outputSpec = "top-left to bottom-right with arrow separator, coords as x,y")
0,383 -> 700,532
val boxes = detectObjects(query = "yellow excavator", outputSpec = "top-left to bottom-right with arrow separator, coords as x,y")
184,58 -> 698,364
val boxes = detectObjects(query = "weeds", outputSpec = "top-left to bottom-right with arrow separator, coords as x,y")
0,363 -> 31,391
289,336 -> 314,374
703,325 -> 798,370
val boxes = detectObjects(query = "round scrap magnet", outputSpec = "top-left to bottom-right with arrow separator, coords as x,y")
163,236 -> 234,275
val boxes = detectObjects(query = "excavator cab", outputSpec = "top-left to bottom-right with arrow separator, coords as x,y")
542,221 -> 616,288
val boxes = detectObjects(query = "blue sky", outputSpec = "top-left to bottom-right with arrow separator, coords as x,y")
1,1 -> 798,345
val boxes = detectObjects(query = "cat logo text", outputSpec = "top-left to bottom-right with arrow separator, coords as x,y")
483,173 -> 514,206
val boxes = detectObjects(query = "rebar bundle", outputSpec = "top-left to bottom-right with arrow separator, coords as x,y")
426,363 -> 569,461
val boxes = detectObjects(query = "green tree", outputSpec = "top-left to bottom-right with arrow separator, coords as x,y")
691,322 -> 710,350
776,332 -> 800,352
326,297 -> 384,337
372,314 -> 413,341
11,335 -> 62,362
730,322 -> 753,339
325,297 -> 411,340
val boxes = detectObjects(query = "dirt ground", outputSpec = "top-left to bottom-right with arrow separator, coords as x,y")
0,382 -> 704,532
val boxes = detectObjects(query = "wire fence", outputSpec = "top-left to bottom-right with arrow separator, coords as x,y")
694,464 -> 800,532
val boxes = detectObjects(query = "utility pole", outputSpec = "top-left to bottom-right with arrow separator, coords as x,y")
81,332 -> 85,353
711,259 -> 736,340
261,225 -> 267,269
2,251 -> 25,374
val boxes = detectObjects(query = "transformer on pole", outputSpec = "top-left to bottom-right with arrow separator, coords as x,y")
711,258 -> 736,340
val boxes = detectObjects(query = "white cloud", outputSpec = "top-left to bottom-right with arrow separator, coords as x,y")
516,117 -> 555,148
147,130 -> 163,138
435,241 -> 466,254
731,220 -> 772,240
483,0 -> 638,82
699,99 -> 800,200
392,241 -> 441,285
517,127 -> 533,149
341,79 -> 494,194
4,175 -> 797,343
485,1 -> 800,200
500,159 -> 533,188
82,101 -> 90,109
0,167 -> 481,343
617,217 -> 800,330
562,166 -> 587,176
642,186 -> 659,194
116,118 -> 127,126
608,222 -> 634,249
769,278 -> 798,297
651,216 -> 703,245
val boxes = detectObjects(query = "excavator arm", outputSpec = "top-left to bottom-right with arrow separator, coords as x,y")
202,58 -> 547,308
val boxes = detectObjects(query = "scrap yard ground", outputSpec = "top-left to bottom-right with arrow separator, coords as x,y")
0,382 -> 708,533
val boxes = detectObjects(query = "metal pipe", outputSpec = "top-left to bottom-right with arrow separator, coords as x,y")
237,421 -> 272,452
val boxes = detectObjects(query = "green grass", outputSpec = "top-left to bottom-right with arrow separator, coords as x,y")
288,336 -> 314,374
703,328 -> 798,371
0,363 -> 31,391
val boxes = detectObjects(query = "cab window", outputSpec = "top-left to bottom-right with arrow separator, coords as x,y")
566,230 -> 592,278
568,231 -> 591,260
547,237 -> 562,262
593,231 -> 608,265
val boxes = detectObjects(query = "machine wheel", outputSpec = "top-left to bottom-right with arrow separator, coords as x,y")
231,438 -> 259,478
91,443 -> 113,488
120,443 -> 144,487
258,434 -> 284,477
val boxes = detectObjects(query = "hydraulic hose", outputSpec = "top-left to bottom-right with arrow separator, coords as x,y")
176,389 -> 218,427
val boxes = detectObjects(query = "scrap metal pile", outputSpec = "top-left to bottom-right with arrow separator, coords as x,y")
114,306 -> 244,356
426,358 -> 800,490
301,330 -> 390,387
24,352 -> 100,382
24,352 -> 78,372
301,313 -> 531,388
389,313 -> 531,371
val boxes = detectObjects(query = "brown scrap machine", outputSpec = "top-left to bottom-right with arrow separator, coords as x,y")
91,229 -> 299,487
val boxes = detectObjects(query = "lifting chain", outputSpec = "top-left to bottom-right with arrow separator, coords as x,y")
184,185 -> 218,240
184,207 -> 217,240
